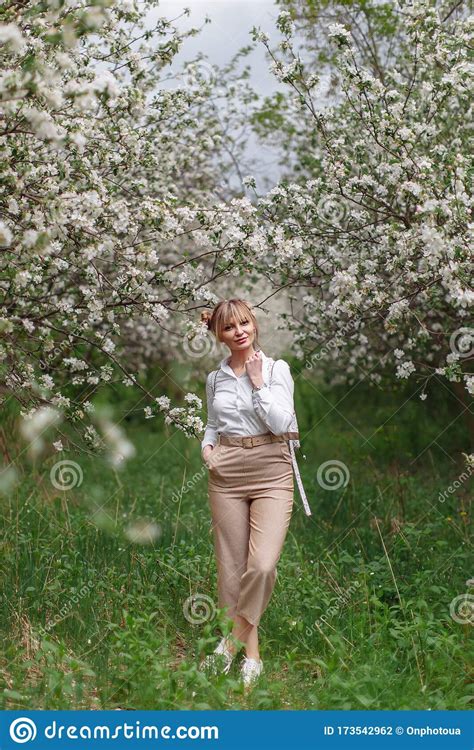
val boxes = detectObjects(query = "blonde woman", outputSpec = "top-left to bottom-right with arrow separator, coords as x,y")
198,298 -> 298,690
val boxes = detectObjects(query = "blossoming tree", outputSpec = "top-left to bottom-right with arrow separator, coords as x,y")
0,0 -> 261,457
246,1 -> 472,415
1,0 -> 472,460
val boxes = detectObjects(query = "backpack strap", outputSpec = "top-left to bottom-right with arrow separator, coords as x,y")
267,358 -> 310,515
268,358 -> 299,439
269,359 -> 276,384
211,369 -> 220,397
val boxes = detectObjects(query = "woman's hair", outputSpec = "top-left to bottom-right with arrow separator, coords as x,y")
200,298 -> 260,349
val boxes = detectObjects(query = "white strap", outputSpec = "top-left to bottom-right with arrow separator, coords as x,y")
269,360 -> 309,514
289,440 -> 312,516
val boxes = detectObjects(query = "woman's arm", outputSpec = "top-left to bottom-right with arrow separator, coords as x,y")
201,372 -> 218,456
251,359 -> 295,435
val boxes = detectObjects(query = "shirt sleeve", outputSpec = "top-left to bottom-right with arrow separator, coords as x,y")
251,359 -> 294,435
201,372 -> 218,455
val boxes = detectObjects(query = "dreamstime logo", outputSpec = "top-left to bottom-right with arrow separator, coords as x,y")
305,319 -> 358,370
10,717 -> 37,743
38,581 -> 95,637
438,462 -> 473,502
449,327 -> 474,359
170,446 -> 231,503
204,444 -> 231,470
179,61 -> 216,89
182,334 -> 216,360
38,323 -> 84,370
316,459 -> 350,490
182,593 -> 216,624
449,594 -> 474,625
50,459 -> 83,490
304,579 -> 361,637
171,466 -> 207,504
316,194 -> 347,226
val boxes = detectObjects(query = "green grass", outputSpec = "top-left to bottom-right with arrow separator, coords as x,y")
0,371 -> 472,710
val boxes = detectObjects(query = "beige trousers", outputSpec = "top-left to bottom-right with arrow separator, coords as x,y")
207,437 -> 294,627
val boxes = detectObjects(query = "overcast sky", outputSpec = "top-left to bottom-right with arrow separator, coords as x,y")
155,0 -> 286,189
158,0 -> 281,94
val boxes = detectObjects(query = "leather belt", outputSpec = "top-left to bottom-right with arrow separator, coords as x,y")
218,431 -> 299,448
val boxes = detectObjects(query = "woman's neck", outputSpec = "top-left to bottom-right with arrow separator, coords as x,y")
228,345 -> 256,370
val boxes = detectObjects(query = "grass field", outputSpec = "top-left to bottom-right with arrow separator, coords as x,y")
0,365 -> 472,710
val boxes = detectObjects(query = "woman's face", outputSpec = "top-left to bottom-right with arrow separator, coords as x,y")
219,314 -> 255,352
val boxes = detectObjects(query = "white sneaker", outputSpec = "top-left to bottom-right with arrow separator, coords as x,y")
240,656 -> 264,689
199,636 -> 235,675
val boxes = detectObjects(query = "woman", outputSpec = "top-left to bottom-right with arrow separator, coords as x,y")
198,298 -> 298,691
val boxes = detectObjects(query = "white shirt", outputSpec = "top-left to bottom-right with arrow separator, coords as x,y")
201,349 -> 295,455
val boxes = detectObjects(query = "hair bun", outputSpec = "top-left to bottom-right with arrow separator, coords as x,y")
200,309 -> 212,329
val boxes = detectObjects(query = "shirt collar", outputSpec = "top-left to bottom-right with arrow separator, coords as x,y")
219,349 -> 270,380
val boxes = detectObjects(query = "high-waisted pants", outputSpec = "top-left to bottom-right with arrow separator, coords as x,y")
207,438 -> 294,627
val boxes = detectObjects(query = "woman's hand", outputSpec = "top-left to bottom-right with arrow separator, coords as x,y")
202,444 -> 214,467
245,350 -> 264,388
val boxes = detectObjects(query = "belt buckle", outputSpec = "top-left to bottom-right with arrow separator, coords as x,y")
242,436 -> 253,448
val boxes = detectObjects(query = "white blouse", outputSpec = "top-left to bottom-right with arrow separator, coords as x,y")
201,349 -> 295,455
